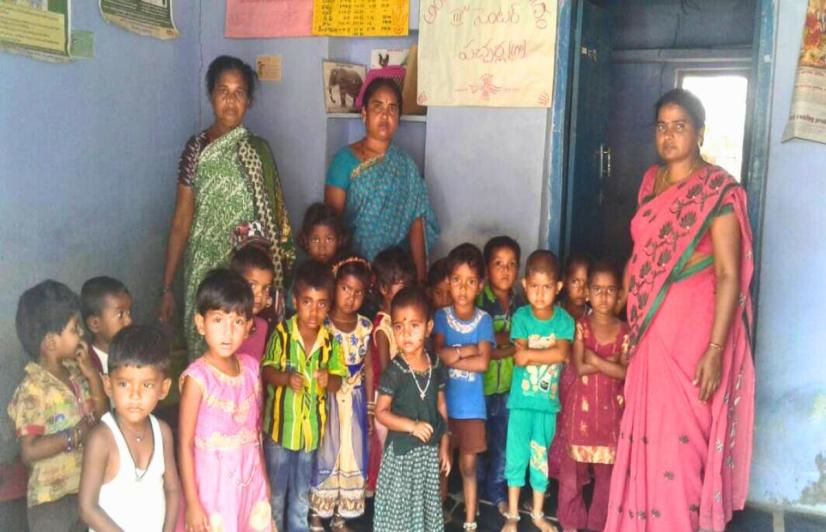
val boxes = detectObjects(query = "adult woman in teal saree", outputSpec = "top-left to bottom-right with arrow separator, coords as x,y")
324,78 -> 439,282
159,56 -> 294,359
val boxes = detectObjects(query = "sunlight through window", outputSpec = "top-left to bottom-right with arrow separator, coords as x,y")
680,73 -> 749,182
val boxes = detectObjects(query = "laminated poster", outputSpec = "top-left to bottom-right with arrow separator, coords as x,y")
784,0 -> 826,144
0,0 -> 71,62
225,0 -> 314,38
417,0 -> 558,107
312,0 -> 408,37
99,0 -> 179,40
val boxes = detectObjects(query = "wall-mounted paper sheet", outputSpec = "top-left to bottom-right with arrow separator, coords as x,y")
312,0 -> 408,37
783,0 -> 826,144
257,55 -> 283,82
0,1 -> 70,61
99,0 -> 179,40
226,0 -> 314,38
417,0 -> 558,107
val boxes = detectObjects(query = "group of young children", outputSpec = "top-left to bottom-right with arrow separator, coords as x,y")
8,201 -> 630,532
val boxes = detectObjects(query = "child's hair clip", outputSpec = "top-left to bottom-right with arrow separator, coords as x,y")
332,256 -> 371,276
232,221 -> 271,251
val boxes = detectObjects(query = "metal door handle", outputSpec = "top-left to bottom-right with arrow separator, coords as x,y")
597,143 -> 612,179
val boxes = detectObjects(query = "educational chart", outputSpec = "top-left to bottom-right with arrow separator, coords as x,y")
99,0 -> 179,40
417,0 -> 558,107
784,0 -> 826,144
0,0 -> 70,60
225,0 -> 314,38
312,0 -> 408,37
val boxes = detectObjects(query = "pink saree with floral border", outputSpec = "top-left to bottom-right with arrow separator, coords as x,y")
603,164 -> 755,532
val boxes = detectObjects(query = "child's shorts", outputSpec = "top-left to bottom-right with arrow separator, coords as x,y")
448,418 -> 487,454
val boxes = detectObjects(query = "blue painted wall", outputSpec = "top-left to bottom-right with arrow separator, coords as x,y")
749,0 -> 826,513
0,2 -> 200,465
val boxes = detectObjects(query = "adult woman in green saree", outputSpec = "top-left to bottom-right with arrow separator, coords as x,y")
159,56 -> 294,359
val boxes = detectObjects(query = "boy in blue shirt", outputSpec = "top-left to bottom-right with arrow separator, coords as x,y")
433,243 -> 494,531
502,250 -> 574,532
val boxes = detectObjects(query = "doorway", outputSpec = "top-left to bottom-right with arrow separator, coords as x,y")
559,0 -> 766,272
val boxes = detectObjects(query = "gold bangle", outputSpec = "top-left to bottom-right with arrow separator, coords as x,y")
708,342 -> 724,351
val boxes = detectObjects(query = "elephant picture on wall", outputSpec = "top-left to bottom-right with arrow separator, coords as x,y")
322,60 -> 366,113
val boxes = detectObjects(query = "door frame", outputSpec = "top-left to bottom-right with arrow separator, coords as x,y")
545,0 -> 775,319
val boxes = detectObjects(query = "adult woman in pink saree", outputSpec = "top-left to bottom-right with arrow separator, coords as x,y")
604,89 -> 755,532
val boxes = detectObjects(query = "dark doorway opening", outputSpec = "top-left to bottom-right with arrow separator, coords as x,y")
560,0 -> 765,274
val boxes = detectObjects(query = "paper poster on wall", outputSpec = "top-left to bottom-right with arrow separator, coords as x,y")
783,0 -> 826,144
417,0 -> 558,107
257,55 -> 283,82
371,48 -> 409,68
322,60 -> 366,113
0,1 -> 71,61
99,0 -> 178,39
226,0 -> 313,38
312,0 -> 408,37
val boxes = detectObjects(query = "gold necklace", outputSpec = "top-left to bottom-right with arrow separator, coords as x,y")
658,158 -> 701,193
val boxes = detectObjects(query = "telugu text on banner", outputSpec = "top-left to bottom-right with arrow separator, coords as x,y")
784,0 -> 826,144
312,0 -> 408,37
99,0 -> 179,40
0,0 -> 70,60
417,0 -> 558,107
225,0 -> 314,38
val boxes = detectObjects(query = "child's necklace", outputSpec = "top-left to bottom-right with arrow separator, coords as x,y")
401,353 -> 432,400
113,414 -> 152,482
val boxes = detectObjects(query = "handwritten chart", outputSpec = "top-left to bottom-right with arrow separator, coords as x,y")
312,0 -> 409,37
417,0 -> 558,107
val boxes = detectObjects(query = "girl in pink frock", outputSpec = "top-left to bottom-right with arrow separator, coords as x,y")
177,269 -> 273,532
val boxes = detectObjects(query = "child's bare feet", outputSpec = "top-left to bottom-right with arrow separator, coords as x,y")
500,513 -> 519,532
309,514 -> 324,532
530,511 -> 558,532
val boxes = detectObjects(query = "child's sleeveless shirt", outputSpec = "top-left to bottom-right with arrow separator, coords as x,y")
95,412 -> 165,531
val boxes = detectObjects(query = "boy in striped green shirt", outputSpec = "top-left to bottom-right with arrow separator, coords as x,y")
262,260 -> 345,532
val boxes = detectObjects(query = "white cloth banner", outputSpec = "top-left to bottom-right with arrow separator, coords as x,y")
417,0 -> 558,107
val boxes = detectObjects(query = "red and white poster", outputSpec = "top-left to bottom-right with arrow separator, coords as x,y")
225,0 -> 314,38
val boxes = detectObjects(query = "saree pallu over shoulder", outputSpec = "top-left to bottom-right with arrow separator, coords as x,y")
605,164 -> 755,531
627,164 -> 753,349
345,144 -> 439,261
237,133 -> 295,286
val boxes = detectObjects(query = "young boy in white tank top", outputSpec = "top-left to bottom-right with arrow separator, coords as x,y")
78,325 -> 180,531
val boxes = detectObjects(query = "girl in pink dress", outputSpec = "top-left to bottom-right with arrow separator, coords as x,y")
177,269 -> 273,532
557,262 -> 628,532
